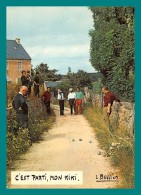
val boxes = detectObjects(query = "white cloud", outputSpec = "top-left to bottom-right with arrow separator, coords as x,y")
42,44 -> 89,57
7,6 -> 95,74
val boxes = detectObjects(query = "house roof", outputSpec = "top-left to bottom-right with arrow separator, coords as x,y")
44,81 -> 62,88
7,40 -> 31,60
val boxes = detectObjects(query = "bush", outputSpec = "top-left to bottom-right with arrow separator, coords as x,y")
83,106 -> 134,188
7,109 -> 55,168
7,82 -> 56,168
29,118 -> 45,142
7,128 -> 31,167
7,83 -> 21,107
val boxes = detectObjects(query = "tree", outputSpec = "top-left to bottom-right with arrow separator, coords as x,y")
75,70 -> 91,87
89,7 -> 134,102
58,70 -> 92,93
34,63 -> 58,83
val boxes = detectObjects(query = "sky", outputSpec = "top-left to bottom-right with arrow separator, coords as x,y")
7,6 -> 96,74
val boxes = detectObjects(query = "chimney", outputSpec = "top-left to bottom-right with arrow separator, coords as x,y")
15,38 -> 20,44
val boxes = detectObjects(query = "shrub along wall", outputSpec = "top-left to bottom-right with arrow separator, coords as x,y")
84,87 -> 134,188
84,88 -> 134,138
7,99 -> 54,167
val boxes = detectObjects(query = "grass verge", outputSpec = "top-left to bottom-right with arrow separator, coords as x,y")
83,105 -> 134,188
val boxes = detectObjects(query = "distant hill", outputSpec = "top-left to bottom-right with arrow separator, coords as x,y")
87,72 -> 102,82
56,72 -> 102,82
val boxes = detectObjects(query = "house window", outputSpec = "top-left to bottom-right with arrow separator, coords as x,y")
17,61 -> 22,71
7,61 -> 9,70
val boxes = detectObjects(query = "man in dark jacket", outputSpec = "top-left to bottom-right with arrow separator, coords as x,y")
21,70 -> 28,86
13,86 -> 28,128
26,70 -> 32,96
33,72 -> 40,97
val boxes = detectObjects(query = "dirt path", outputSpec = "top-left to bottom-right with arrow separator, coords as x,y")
9,106 -> 119,189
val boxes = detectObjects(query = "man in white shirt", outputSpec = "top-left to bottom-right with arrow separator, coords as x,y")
68,88 -> 76,115
58,89 -> 65,115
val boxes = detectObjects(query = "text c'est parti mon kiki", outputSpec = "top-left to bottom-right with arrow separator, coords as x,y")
15,173 -> 79,181
11,171 -> 83,185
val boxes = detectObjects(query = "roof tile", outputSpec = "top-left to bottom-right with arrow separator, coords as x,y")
7,40 -> 31,60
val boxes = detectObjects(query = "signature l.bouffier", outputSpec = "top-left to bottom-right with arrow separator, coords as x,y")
96,174 -> 118,182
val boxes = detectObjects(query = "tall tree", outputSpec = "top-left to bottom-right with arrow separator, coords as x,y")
89,7 -> 134,102
34,63 -> 58,83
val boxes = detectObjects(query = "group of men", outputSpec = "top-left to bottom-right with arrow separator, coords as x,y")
41,86 -> 121,123
13,71 -> 121,131
21,70 -> 32,95
12,71 -> 40,129
44,86 -> 121,127
57,87 -> 84,116
21,71 -> 40,97
41,87 -> 84,116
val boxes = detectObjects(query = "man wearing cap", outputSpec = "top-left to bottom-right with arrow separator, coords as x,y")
68,88 -> 76,115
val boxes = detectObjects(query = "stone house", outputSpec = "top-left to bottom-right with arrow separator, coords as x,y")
7,38 -> 31,83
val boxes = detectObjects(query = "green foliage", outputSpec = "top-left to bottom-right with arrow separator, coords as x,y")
92,79 -> 102,94
83,106 -> 134,188
34,63 -> 58,83
7,128 -> 31,167
89,7 -> 134,102
110,142 -> 134,188
75,70 -> 92,87
7,111 -> 55,168
28,117 -> 54,142
7,83 -> 21,107
58,70 -> 92,92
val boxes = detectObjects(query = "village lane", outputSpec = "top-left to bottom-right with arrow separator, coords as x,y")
9,106 -> 119,189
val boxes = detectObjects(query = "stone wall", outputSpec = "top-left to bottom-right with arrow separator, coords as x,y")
28,99 -> 46,119
87,90 -> 134,137
7,99 -> 46,120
